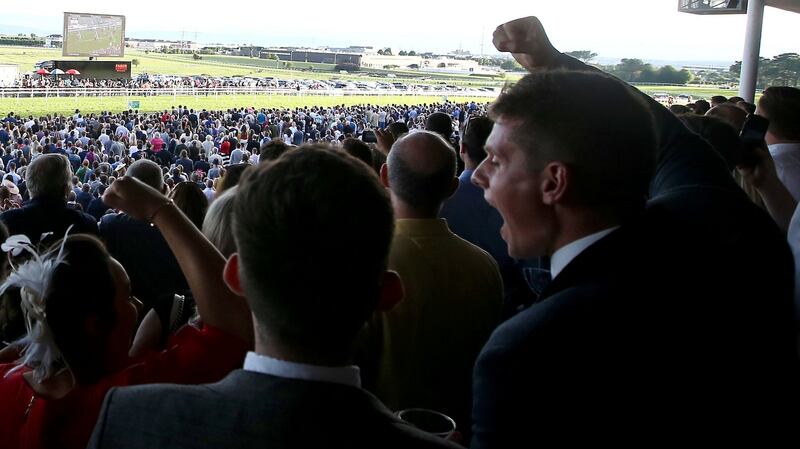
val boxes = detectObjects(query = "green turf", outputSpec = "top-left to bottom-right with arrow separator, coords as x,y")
0,94 -> 493,116
0,47 -> 508,87
0,46 -> 752,116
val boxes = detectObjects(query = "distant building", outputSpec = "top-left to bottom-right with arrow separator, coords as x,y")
126,38 -> 197,51
44,34 -> 62,48
259,48 -> 362,65
361,54 -> 422,69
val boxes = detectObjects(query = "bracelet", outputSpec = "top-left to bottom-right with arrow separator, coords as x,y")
148,199 -> 174,227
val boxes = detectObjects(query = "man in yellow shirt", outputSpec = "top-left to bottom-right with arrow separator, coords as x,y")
367,131 -> 502,443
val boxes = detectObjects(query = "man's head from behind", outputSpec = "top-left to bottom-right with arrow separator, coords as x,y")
460,115 -> 494,167
229,146 -> 397,363
473,71 -> 657,258
126,159 -> 165,193
26,154 -> 71,200
381,131 -> 458,218
425,112 -> 453,142
757,86 -> 800,144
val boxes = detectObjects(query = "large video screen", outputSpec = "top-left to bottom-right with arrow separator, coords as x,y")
62,12 -> 125,58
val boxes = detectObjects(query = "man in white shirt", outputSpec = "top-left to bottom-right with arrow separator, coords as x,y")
88,147 -> 458,449
202,179 -> 215,202
759,86 -> 800,201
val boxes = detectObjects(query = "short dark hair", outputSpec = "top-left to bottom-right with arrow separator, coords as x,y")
669,104 -> 692,115
694,100 -> 711,115
259,139 -> 291,163
679,114 -> 742,171
341,138 -> 373,167
758,86 -> 800,141
461,115 -> 494,163
387,131 -> 456,213
425,112 -> 453,141
490,71 -> 656,219
711,95 -> 728,105
233,145 -> 394,355
387,122 -> 409,141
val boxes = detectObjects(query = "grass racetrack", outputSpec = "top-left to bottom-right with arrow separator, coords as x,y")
0,94 -> 494,116
0,46 -> 748,116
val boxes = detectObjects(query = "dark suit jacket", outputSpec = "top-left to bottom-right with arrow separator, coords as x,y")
99,213 -> 188,311
88,370 -> 461,449
471,56 -> 800,448
0,196 -> 98,244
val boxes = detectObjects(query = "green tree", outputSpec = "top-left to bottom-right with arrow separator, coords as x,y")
565,50 -> 597,63
611,58 -> 648,82
398,50 -> 408,56
408,50 -> 416,56
131,58 -> 140,67
500,59 -> 523,71
770,53 -> 800,86
382,47 -> 393,56
377,49 -> 384,55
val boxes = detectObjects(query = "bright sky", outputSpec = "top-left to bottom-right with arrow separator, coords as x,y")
1,0 -> 798,63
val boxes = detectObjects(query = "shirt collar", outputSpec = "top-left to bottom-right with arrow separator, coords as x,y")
769,142 -> 800,157
243,352 -> 361,388
395,218 -> 450,237
550,227 -> 620,280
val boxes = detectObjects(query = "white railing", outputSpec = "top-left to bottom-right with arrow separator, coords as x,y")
0,87 -> 497,99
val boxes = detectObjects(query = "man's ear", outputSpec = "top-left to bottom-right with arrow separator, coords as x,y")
446,176 -> 459,199
541,162 -> 569,206
223,253 -> 245,297
376,271 -> 404,312
379,163 -> 390,188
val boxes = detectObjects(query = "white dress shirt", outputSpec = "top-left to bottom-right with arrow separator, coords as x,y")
243,352 -> 361,388
786,205 -> 800,322
550,227 -> 620,281
769,143 -> 800,202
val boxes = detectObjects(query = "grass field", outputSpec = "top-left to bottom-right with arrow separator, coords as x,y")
0,46 -> 750,116
0,47 -> 511,87
0,94 -> 493,116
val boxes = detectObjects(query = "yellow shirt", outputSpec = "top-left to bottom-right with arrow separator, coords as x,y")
371,218 -> 502,431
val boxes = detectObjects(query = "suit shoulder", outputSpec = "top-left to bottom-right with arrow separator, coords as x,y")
484,283 -> 612,352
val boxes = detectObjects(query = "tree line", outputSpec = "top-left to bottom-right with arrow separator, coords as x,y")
487,50 -> 799,88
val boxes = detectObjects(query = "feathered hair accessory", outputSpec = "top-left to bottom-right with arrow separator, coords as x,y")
1,227 -> 72,384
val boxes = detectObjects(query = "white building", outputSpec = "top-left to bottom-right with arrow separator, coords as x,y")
44,34 -> 63,48
126,38 -> 198,51
361,54 -> 423,69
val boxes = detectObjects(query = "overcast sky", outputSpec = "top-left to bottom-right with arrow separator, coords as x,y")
1,0 -> 798,63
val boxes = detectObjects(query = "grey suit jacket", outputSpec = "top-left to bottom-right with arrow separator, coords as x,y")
88,369 -> 460,449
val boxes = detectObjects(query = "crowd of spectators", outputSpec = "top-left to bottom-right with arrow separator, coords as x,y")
0,14 -> 799,449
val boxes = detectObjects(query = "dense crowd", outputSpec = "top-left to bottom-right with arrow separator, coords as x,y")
0,15 -> 799,449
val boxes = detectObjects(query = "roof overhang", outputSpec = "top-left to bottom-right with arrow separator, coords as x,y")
767,0 -> 800,13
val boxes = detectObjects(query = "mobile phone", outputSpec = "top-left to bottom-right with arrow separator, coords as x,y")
738,114 -> 769,166
362,130 -> 377,143
740,114 -> 769,145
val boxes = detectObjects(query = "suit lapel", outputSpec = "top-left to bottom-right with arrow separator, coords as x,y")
538,227 -> 628,301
